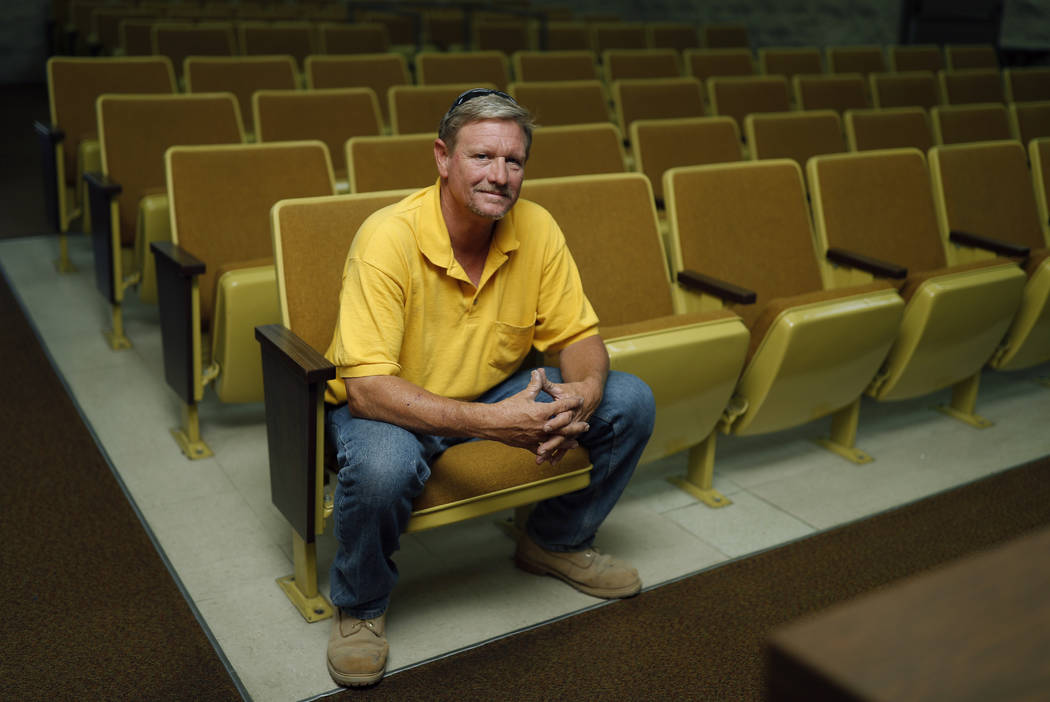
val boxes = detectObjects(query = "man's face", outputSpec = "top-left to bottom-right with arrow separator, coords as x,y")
435,118 -> 527,221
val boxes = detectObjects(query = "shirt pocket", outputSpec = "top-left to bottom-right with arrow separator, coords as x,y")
487,318 -> 536,374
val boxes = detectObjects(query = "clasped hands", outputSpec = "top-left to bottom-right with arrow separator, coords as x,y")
496,368 -> 600,465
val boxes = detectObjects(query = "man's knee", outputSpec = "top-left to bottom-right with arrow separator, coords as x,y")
602,371 -> 656,434
330,415 -> 430,505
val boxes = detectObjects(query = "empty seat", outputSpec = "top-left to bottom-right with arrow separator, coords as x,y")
591,22 -> 647,52
746,110 -> 846,169
304,53 -> 410,128
84,93 -> 244,348
945,44 -> 998,71
702,24 -> 749,49
256,189 -> 591,621
602,48 -> 680,82
316,22 -> 390,54
346,134 -> 436,193
526,123 -> 627,179
612,77 -> 705,137
707,75 -> 791,131
508,80 -> 610,127
473,19 -> 533,55
928,140 -> 1050,371
151,141 -> 336,458
152,22 -> 235,80
888,44 -> 943,73
389,83 -> 497,135
938,68 -> 1005,105
647,22 -> 699,52
415,50 -> 510,89
844,107 -> 933,152
117,17 -> 154,56
253,88 -> 382,185
808,149 -> 1026,423
758,47 -> 823,80
930,103 -> 1012,144
422,8 -> 465,50
793,73 -> 869,113
870,70 -> 940,109
36,56 -> 175,271
90,6 -> 156,55
664,160 -> 904,468
683,48 -> 755,83
543,21 -> 592,51
826,45 -> 886,76
511,49 -> 598,82
631,116 -> 742,206
522,172 -> 751,507
1004,67 -> 1050,103
1009,101 -> 1050,145
237,21 -> 315,67
357,10 -> 417,47
183,55 -> 298,136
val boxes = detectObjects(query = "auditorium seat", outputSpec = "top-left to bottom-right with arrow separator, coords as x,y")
612,77 -> 706,138
150,141 -> 336,459
826,45 -> 886,77
808,149 -> 1026,425
683,48 -> 755,84
237,21 -> 315,69
664,159 -> 904,470
473,18 -> 533,55
36,56 -> 175,271
702,23 -> 749,49
758,47 -> 823,81
253,88 -> 383,188
523,172 -> 751,507
869,70 -> 940,109
930,103 -> 1012,144
183,55 -> 298,137
255,190 -> 593,622
510,50 -> 598,82
928,140 -> 1050,371
389,83 -> 498,135
1003,67 -> 1050,103
647,22 -> 699,52
543,21 -> 592,51
89,6 -> 155,55
944,44 -> 999,71
707,75 -> 791,133
84,93 -> 244,348
117,17 -> 154,56
793,73 -> 869,114
630,116 -> 743,205
938,68 -> 1006,105
304,53 -> 410,130
602,48 -> 680,82
887,44 -> 943,73
745,110 -> 847,169
415,50 -> 510,90
315,22 -> 390,54
346,133 -> 435,193
591,22 -> 648,52
844,107 -> 933,152
1010,101 -> 1050,148
526,123 -> 627,178
508,80 -> 611,127
151,22 -> 235,82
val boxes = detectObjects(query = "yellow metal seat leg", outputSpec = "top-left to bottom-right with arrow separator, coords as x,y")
668,432 -> 732,508
814,398 -> 873,464
935,372 -> 993,428
277,529 -> 333,623
171,402 -> 214,459
103,303 -> 132,350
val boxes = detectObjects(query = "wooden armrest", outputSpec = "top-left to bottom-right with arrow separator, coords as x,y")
677,269 -> 757,305
150,241 -> 205,277
33,121 -> 64,145
949,230 -> 1030,260
36,122 -> 66,233
83,171 -> 122,199
255,324 -> 335,386
826,248 -> 907,279
83,172 -> 124,302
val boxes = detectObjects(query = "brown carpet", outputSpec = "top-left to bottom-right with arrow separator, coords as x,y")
0,271 -> 245,701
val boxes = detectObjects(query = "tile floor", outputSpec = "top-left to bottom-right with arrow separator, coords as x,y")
3,233 -> 1049,702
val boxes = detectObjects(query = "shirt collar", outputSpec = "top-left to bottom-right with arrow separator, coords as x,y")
415,179 -> 522,273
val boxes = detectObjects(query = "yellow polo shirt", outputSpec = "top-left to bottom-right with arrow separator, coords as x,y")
324,181 -> 599,405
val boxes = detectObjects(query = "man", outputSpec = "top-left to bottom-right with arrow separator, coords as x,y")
323,88 -> 655,687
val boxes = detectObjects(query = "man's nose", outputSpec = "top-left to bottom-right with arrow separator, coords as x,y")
488,157 -> 509,185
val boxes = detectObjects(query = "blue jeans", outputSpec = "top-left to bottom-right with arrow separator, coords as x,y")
325,367 -> 655,619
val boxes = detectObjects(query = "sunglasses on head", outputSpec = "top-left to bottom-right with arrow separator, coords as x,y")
449,88 -> 517,111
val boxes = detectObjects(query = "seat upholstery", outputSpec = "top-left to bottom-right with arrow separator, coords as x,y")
389,83 -> 497,135
702,24 -> 749,49
522,173 -> 751,506
665,160 -> 904,445
945,44 -> 999,71
938,69 -> 1006,105
930,103 -> 1012,145
808,149 -> 1025,418
793,73 -> 869,114
1009,101 -> 1050,145
258,189 -> 593,621
527,123 -> 627,179
613,77 -> 705,137
888,44 -> 943,73
415,50 -> 510,89
511,50 -> 598,82
316,22 -> 390,54
304,53 -> 410,128
826,45 -> 886,76
151,22 -> 235,80
929,140 -> 1050,370
683,48 -> 755,83
473,19 -> 534,55
237,21 -> 315,67
870,70 -> 940,109
508,80 -> 610,127
1004,67 -> 1050,102
346,134 -> 436,193
707,75 -> 791,132
183,55 -> 298,135
602,48 -> 680,82
758,47 -> 823,80
152,141 -> 336,458
591,22 -> 647,53
631,116 -> 743,204
746,110 -> 846,169
647,23 -> 700,52
844,107 -> 933,152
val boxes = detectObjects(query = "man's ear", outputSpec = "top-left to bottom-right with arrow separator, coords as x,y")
434,138 -> 450,178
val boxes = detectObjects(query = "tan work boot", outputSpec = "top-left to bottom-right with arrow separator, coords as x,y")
327,610 -> 388,687
515,534 -> 641,599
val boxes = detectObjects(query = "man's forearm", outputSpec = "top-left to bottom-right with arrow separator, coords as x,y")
556,334 -> 609,418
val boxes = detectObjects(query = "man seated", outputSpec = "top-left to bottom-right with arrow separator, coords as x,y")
323,88 -> 656,687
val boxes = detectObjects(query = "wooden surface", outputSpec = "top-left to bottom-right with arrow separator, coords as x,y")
768,524 -> 1050,702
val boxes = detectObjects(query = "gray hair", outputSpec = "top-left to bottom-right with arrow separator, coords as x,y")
437,91 -> 535,159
